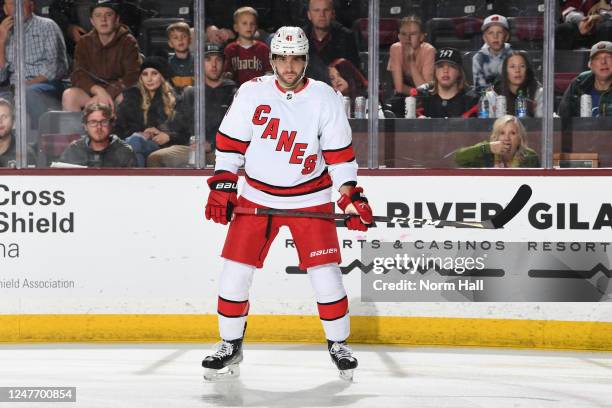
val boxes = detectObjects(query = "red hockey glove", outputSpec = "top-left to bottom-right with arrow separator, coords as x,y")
337,186 -> 373,231
206,172 -> 239,225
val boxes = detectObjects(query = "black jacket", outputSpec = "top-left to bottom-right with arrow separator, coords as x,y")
303,21 -> 360,83
421,88 -> 480,118
558,71 -> 612,118
114,86 -> 190,146
60,135 -> 136,167
179,80 -> 237,147
0,133 -> 37,167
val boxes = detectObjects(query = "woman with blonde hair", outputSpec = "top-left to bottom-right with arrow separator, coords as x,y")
455,115 -> 540,168
114,57 -> 189,167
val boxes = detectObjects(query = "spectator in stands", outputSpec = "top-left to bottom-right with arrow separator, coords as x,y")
559,40 -> 612,117
147,43 -> 238,167
202,1 -> 307,46
493,51 -> 543,118
455,115 -> 540,168
0,98 -> 36,167
167,22 -> 194,92
472,14 -> 513,90
0,0 -> 69,129
419,47 -> 479,118
303,0 -> 360,83
223,7 -> 271,85
556,0 -> 611,50
387,15 -> 435,94
113,57 -> 183,167
49,0 -> 145,56
329,57 -> 367,100
60,102 -> 135,167
62,0 -> 140,112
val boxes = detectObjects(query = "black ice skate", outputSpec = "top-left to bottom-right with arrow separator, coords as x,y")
202,338 -> 243,381
328,340 -> 358,381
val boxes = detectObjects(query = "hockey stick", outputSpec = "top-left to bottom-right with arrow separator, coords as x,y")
233,184 -> 532,229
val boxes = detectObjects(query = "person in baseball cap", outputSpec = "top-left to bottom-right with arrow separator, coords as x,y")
473,14 -> 513,90
559,41 -> 611,118
90,0 -> 121,14
435,47 -> 463,68
204,43 -> 224,56
590,40 -> 612,60
421,47 -> 479,118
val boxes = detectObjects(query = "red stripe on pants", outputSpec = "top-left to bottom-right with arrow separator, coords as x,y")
317,296 -> 348,321
218,297 -> 250,318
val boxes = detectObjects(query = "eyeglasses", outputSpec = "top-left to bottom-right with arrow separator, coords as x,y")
86,120 -> 111,128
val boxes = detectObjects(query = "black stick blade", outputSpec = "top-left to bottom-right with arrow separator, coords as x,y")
490,184 -> 533,228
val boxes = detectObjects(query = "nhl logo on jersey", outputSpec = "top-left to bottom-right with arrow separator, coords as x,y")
287,92 -> 294,100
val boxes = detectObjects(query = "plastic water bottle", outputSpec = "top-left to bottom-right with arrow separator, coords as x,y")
478,90 -> 490,118
515,90 -> 527,118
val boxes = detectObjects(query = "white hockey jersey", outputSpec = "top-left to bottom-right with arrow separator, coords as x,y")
215,75 -> 358,209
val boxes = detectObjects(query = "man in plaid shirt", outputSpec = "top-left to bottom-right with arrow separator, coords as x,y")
0,0 -> 69,129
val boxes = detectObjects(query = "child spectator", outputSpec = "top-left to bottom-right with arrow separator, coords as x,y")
113,57 -> 186,167
455,115 -> 540,168
472,14 -> 513,90
223,7 -> 272,85
420,48 -> 479,118
167,22 -> 194,91
387,15 -> 435,94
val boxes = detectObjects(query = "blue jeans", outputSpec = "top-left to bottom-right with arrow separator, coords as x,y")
125,134 -> 160,167
26,81 -> 64,129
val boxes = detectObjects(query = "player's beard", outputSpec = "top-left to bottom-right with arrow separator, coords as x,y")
276,69 -> 304,90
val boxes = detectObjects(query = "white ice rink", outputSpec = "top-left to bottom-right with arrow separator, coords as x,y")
0,343 -> 611,408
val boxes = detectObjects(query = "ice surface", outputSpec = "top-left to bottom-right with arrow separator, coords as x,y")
0,343 -> 610,408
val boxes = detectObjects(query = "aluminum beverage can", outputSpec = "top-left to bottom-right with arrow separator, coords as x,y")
354,96 -> 366,119
495,95 -> 507,117
343,96 -> 351,118
188,136 -> 196,167
580,94 -> 592,117
404,96 -> 416,118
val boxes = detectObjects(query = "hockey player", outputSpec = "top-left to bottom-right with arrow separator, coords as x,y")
202,26 -> 373,381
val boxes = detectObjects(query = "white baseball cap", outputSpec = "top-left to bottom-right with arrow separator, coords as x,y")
590,41 -> 612,59
481,14 -> 509,32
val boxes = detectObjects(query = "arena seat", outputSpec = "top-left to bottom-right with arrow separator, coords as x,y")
34,0 -> 53,17
354,18 -> 399,51
429,0 -> 490,18
426,16 -> 483,50
555,72 -> 579,95
37,111 -> 84,167
139,0 -> 193,19
492,0 -> 545,17
554,50 -> 589,73
138,17 -> 187,57
379,0 -> 422,18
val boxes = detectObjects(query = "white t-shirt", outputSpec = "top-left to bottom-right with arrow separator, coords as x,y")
215,75 -> 358,209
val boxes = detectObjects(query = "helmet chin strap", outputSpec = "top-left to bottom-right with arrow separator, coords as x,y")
270,55 -> 309,91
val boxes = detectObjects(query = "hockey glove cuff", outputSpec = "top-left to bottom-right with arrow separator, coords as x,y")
206,172 -> 239,225
337,186 -> 373,231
